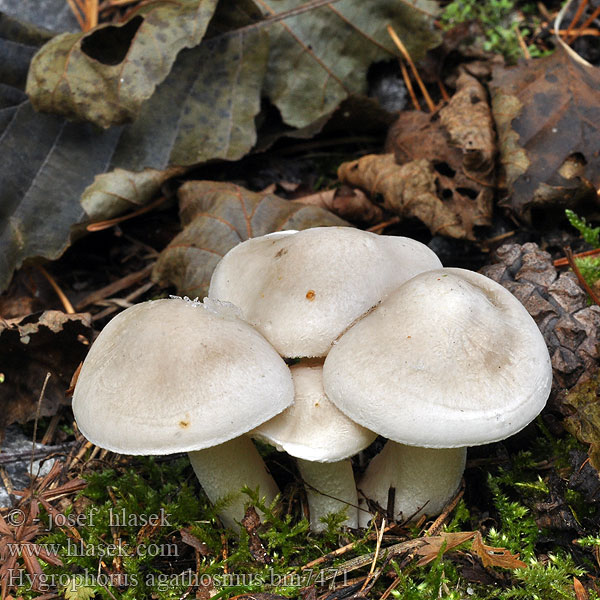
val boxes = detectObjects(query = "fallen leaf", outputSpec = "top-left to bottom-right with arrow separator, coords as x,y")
152,181 -> 348,299
338,155 -> 470,239
471,532 -> 527,569
339,70 -> 495,239
415,531 -> 475,566
563,372 -> 600,472
0,311 -> 93,430
26,0 -> 220,127
258,0 -> 440,129
489,38 -> 600,222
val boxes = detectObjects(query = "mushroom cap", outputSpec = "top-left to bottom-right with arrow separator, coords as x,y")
252,360 -> 377,462
323,268 -> 552,448
72,298 -> 294,455
208,227 -> 442,357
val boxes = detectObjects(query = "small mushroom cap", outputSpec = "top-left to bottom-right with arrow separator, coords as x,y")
73,298 -> 294,455
323,268 -> 552,448
208,227 -> 442,357
252,361 -> 377,462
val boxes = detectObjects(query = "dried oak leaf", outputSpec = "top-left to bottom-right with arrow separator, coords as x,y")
339,71 -> 495,240
471,532 -> 527,569
563,373 -> 600,472
489,42 -> 600,223
415,531 -> 475,566
0,311 -> 93,430
152,181 -> 348,299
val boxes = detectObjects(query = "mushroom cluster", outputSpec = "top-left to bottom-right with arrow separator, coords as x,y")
73,226 -> 552,531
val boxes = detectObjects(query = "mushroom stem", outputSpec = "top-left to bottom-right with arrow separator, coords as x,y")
297,458 -> 359,531
357,443 -> 466,527
188,437 -> 280,530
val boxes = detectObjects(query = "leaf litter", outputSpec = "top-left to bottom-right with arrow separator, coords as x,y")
2,0 -> 600,598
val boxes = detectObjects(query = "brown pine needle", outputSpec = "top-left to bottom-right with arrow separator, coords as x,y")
514,24 -> 531,59
65,0 -> 86,29
437,77 -> 450,102
30,372 -> 52,478
86,196 -> 167,232
569,4 -> 600,43
387,25 -> 435,113
565,0 -> 589,41
360,517 -> 386,593
86,0 -> 99,30
399,59 -> 421,111
37,266 -> 76,314
554,247 -> 600,267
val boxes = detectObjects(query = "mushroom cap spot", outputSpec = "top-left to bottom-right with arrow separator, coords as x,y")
253,360 -> 376,462
208,227 -> 442,357
72,298 -> 294,455
323,268 -> 552,448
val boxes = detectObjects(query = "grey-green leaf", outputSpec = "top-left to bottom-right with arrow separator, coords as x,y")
26,0 -> 219,127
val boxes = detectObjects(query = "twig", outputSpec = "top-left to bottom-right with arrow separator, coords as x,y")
387,25 -> 435,112
37,266 -> 76,314
425,482 -> 465,537
90,281 -> 155,321
30,373 -> 52,478
563,247 -> 600,306
75,264 -> 153,310
301,523 -> 398,570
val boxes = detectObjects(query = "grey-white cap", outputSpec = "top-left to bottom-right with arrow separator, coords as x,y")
208,227 -> 442,357
252,360 -> 377,462
323,268 -> 552,448
73,297 -> 294,454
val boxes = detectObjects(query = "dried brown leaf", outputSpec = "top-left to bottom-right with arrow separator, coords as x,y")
242,506 -> 271,564
338,155 -> 470,239
415,531 -> 475,566
471,532 -> 527,569
490,43 -> 600,223
153,181 -> 347,299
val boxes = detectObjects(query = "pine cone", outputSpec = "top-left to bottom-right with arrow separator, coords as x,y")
480,243 -> 600,405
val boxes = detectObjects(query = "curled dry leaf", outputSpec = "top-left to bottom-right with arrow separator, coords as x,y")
339,71 -> 495,240
152,181 -> 348,299
489,29 -> 600,222
470,532 -> 527,569
0,311 -> 93,430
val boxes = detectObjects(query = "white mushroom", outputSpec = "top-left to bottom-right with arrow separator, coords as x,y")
253,360 -> 376,531
323,268 -> 552,526
208,227 -> 442,357
72,297 -> 294,530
